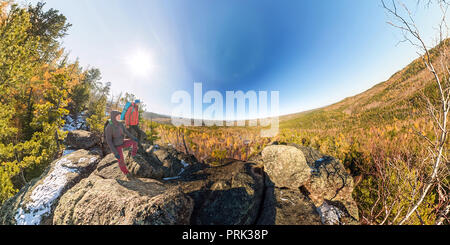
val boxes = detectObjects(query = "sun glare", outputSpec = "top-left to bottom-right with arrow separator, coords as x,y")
126,50 -> 153,78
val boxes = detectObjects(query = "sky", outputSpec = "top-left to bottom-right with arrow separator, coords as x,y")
22,0 -> 447,118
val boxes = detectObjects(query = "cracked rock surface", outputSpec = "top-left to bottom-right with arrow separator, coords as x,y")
0,143 -> 360,225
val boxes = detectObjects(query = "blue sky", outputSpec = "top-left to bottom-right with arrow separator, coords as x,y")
23,0 -> 446,117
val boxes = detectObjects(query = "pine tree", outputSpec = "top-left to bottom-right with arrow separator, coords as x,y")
0,2 -> 78,204
27,2 -> 72,63
85,69 -> 110,135
0,4 -> 41,203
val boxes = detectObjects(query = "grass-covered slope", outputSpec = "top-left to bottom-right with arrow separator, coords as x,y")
280,40 -> 449,131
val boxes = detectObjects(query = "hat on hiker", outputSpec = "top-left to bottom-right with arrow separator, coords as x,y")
135,99 -> 141,104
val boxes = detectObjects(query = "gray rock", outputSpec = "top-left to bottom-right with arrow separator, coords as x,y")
65,130 -> 101,150
95,146 -> 189,180
175,160 -> 264,225
53,175 -> 193,225
289,144 -> 359,223
257,144 -> 360,224
257,187 -> 322,225
153,148 -> 184,177
94,153 -> 168,180
261,145 -> 311,189
128,153 -> 168,179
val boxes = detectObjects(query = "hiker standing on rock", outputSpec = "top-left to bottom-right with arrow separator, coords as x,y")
105,111 -> 138,179
124,99 -> 145,142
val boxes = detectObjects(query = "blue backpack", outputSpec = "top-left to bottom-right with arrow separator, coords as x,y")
120,102 -> 132,121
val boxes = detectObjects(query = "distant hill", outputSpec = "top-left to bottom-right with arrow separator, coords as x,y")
142,112 -> 172,125
142,112 -> 269,127
280,40 -> 448,130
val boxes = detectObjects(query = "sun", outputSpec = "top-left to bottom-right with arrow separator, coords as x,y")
126,49 -> 154,78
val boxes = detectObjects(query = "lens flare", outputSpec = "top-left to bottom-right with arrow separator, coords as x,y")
126,49 -> 153,78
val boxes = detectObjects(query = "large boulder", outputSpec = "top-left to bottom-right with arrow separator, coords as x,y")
0,150 -> 101,225
94,150 -> 184,180
309,156 -> 358,221
261,145 -> 311,189
53,175 -> 193,225
290,145 -> 359,223
257,186 -> 322,225
173,160 -> 264,225
256,144 -> 359,225
126,153 -> 168,179
316,200 -> 357,225
153,148 -> 185,177
65,130 -> 101,150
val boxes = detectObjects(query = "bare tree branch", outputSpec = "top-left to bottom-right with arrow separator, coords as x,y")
382,0 -> 449,225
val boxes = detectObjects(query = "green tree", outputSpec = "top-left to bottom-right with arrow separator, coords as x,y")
0,4 -> 40,203
27,1 -> 71,63
0,2 -> 79,204
85,69 -> 110,135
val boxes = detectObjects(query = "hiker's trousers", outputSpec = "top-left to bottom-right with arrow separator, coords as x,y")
116,139 -> 138,174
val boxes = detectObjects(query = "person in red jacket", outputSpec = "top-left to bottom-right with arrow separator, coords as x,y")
125,99 -> 144,142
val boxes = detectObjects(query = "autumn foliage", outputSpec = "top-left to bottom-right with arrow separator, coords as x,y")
0,2 -> 108,204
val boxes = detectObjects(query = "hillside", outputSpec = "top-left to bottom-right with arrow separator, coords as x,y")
280,40 -> 449,130
149,39 -> 449,225
142,111 -> 172,125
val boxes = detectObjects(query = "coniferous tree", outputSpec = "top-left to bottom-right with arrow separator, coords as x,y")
0,2 -> 83,204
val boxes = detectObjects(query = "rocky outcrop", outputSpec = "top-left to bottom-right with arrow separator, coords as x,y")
291,144 -> 359,223
174,160 -> 264,225
94,147 -> 186,181
95,153 -> 166,180
257,187 -> 322,225
261,145 -> 311,189
53,175 -> 193,225
64,130 -> 101,150
255,143 -> 359,225
50,146 -> 195,225
0,150 -> 101,225
0,142 -> 360,226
